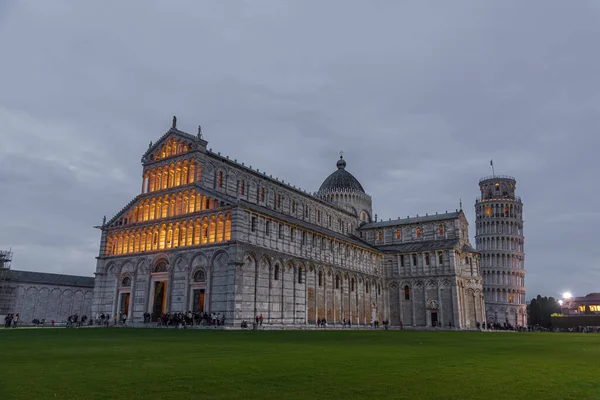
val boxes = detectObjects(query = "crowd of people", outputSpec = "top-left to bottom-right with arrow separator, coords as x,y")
4,313 -> 19,328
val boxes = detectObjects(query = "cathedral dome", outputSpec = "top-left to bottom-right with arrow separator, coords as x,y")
318,156 -> 365,194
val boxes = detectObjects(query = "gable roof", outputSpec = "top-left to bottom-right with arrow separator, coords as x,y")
5,269 -> 95,288
375,238 -> 460,253
360,211 -> 461,229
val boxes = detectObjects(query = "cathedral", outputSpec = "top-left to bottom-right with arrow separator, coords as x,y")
91,119 -> 486,328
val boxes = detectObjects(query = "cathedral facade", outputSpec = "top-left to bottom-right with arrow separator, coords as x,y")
91,120 -> 485,328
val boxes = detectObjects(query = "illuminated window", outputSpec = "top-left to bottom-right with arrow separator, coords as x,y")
396,230 -> 401,240
495,183 -> 500,191
485,206 -> 492,217
239,180 -> 245,195
361,211 -> 367,221
439,224 -> 444,236
590,305 -> 600,312
260,187 -> 265,202
217,171 -> 223,188
508,296 -> 513,304
404,285 -> 410,301
505,205 -> 509,217
378,231 -> 383,241
416,227 -> 421,238
578,305 -> 586,312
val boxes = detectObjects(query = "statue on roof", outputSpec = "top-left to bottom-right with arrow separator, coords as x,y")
198,125 -> 203,139
172,115 -> 177,129
148,141 -> 153,149
102,215 -> 106,226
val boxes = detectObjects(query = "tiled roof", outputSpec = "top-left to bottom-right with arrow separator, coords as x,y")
239,201 -> 379,251
376,239 -> 460,253
5,270 -> 95,288
461,244 -> 478,253
360,211 -> 461,229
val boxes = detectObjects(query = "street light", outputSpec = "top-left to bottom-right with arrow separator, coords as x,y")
558,300 -> 563,306
562,292 -> 572,299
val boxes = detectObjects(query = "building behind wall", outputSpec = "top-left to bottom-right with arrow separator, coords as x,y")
0,268 -> 94,323
92,119 -> 485,329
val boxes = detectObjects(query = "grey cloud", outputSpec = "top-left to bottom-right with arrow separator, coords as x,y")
1,0 -> 599,299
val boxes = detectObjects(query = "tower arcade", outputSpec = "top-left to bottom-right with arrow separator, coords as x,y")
475,175 -> 526,326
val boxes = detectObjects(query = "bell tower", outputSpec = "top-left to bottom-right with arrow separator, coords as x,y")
475,174 -> 527,327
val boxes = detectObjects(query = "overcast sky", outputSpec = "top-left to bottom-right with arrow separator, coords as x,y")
1,1 -> 598,299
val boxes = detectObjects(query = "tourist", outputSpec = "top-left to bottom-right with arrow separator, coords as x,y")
13,313 -> 19,328
259,314 -> 264,326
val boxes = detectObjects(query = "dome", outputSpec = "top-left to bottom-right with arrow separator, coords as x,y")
318,156 -> 365,194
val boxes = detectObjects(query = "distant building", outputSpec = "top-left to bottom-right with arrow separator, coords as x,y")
0,269 -> 94,323
560,293 -> 600,316
92,119 -> 485,328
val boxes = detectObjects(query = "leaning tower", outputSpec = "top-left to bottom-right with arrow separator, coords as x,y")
475,175 -> 527,327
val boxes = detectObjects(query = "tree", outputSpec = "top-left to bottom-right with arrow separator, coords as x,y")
528,295 -> 561,327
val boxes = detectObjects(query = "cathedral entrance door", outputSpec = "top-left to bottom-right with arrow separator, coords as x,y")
431,312 -> 438,327
192,289 -> 205,312
119,293 -> 130,316
152,281 -> 167,321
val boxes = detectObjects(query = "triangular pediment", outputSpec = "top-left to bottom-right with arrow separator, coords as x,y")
142,127 -> 207,164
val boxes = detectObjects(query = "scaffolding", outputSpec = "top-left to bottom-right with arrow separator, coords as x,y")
0,249 -> 13,315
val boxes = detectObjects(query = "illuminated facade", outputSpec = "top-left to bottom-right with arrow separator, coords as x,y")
92,119 -> 485,328
475,176 -> 527,326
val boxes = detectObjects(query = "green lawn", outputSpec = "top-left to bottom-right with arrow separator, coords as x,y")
0,328 -> 599,399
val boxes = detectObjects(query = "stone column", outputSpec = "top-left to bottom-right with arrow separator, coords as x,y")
411,282 -> 416,327
424,284 -> 429,327
438,283 -> 443,327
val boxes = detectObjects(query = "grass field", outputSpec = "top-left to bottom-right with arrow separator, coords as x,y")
0,328 -> 599,399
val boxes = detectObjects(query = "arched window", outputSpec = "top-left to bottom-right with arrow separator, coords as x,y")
378,231 -> 383,241
121,276 -> 132,287
318,271 -> 323,287
298,267 -> 303,284
274,265 -> 280,280
194,269 -> 206,282
335,275 -> 340,289
439,224 -> 444,236
351,278 -> 355,292
396,230 -> 401,240
404,285 -> 410,300
239,179 -> 245,195
416,227 -> 421,238
153,261 -> 167,273
217,171 -> 223,188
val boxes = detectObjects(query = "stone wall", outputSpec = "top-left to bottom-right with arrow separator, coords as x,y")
7,282 -> 93,323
